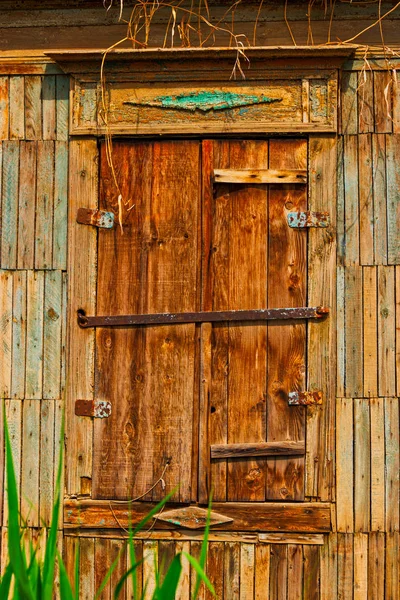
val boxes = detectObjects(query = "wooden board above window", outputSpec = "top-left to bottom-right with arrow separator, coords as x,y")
49,46 -> 355,135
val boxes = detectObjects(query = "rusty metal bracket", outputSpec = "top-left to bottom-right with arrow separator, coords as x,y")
288,391 -> 323,406
287,211 -> 330,228
154,506 -> 233,529
76,208 -> 114,229
77,306 -> 329,328
75,400 -> 112,418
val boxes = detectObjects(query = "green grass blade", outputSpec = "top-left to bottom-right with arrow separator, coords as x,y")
113,559 -> 143,600
0,563 -> 13,598
4,409 -> 34,600
127,516 -> 138,599
182,553 -> 215,597
156,554 -> 182,600
57,554 -> 76,600
192,495 -> 212,599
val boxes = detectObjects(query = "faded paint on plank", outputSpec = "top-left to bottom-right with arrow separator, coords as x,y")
386,134 -> 400,264
0,271 -> 12,399
337,534 -> 353,599
56,75 -> 69,141
384,397 -> 399,532
1,141 -> 19,269
35,141 -> 54,269
370,398 -> 385,531
344,266 -> 363,397
224,542 -> 240,600
358,70 -> 374,133
79,538 -> 95,600
53,141 -> 68,270
40,399 -> 55,527
372,134 -> 387,264
377,266 -> 396,396
11,271 -> 27,399
354,399 -> 371,532
24,76 -> 42,140
21,400 -> 40,526
373,71 -> 392,133
17,141 -> 36,269
341,71 -> 358,134
9,76 -> 24,139
363,267 -> 378,397
336,266 -> 345,397
43,271 -> 62,399
336,398 -> 354,532
3,400 -> 22,525
25,271 -> 44,399
343,135 -> 359,265
358,133 -> 374,265
0,77 -> 9,139
240,543 -> 255,600
42,76 -> 56,140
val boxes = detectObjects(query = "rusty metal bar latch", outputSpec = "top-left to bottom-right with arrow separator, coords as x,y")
287,211 -> 330,228
288,391 -> 323,406
77,306 -> 329,328
75,399 -> 112,418
76,208 -> 114,229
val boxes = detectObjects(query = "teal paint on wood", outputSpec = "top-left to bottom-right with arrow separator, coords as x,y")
42,76 -> 56,141
124,90 -> 282,112
343,135 -> 359,265
0,271 -> 12,399
35,141 -> 54,269
61,272 -> 67,396
56,75 -> 69,141
3,400 -> 22,526
53,141 -> 68,269
40,399 -> 55,526
9,76 -> 24,139
1,141 -> 19,269
372,134 -> 388,265
25,270 -> 44,399
17,141 -> 37,269
11,271 -> 27,400
43,270 -> 62,399
386,134 -> 400,264
25,76 -> 42,140
21,399 -> 40,527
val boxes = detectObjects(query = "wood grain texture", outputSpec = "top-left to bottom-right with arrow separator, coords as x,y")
370,398 -> 385,532
363,267 -> 378,397
0,271 -> 12,399
35,140 -> 54,269
384,398 -> 400,533
211,441 -> 304,459
377,267 -> 396,396
344,266 -> 363,397
354,399 -> 371,533
341,71 -> 358,134
1,141 -> 19,269
358,70 -> 374,134
53,141 -> 68,270
336,398 -> 354,533
372,134 -> 387,264
25,270 -> 44,399
354,533 -> 368,600
43,271 -> 62,399
368,532 -> 385,599
374,71 -> 392,134
42,76 -> 56,140
9,76 -> 24,139
0,77 -> 9,139
17,141 -> 36,269
3,400 -> 22,525
386,134 -> 400,264
358,133 -> 374,265
24,76 -> 42,140
11,271 -> 27,400
39,400 -> 55,527
337,534 -> 353,600
56,75 -> 69,141
343,135 -> 359,266
320,533 -> 338,600
21,400 -> 40,527
287,544 -> 303,600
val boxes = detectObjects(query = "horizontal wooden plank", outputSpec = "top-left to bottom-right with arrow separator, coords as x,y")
213,169 -> 307,184
258,533 -> 324,545
211,441 -> 305,459
64,500 -> 331,533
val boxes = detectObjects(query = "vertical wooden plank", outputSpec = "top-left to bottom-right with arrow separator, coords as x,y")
267,138 -> 307,501
61,272 -> 67,396
240,543 -> 255,600
255,543 -> 270,600
25,270 -> 44,400
385,532 -> 399,600
370,398 -> 385,532
358,134 -> 374,265
353,533 -> 368,600
368,532 -> 385,599
21,400 -> 40,527
143,541 -> 157,600
336,266 -> 345,398
43,271 -> 62,399
385,397 -> 400,533
94,538 -> 111,600
64,537 -> 78,597
11,271 -> 27,399
345,266 -> 363,397
320,533 -> 337,600
198,322 -> 212,505
190,541 -> 205,600
336,398 -> 354,533
374,71 -> 392,134
126,541 -> 143,600
175,541 -> 191,600
39,399 -> 54,527
54,399 -> 64,530
66,138 -> 97,495
24,76 -> 42,140
377,266 -> 396,396
337,534 -> 353,600
386,134 -> 400,265
343,135 -> 359,265
341,71 -> 358,134
9,76 -> 24,139
224,542 -> 240,600
158,540 -> 175,584
17,141 -> 36,269
0,77 -> 9,139
110,540 -> 127,600
287,544 -> 302,600
0,271 -> 12,399
35,140 -> 54,270
79,538 -> 95,600
397,268 -> 400,397
354,399 -> 371,532
42,76 -> 56,141
2,400 -> 22,526
358,70 -> 374,134
307,135 -> 337,501
303,545 -> 319,600
372,134 -> 387,265
337,137 -> 345,266
1,141 -> 19,269
53,141 -> 68,269
363,267 -> 378,397
56,75 -> 69,141
269,545 -> 287,600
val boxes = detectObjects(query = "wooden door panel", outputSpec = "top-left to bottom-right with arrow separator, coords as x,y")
93,140 -> 200,501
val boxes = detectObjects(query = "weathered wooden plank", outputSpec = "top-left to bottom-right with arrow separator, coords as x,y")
358,134 -> 374,265
337,534 -> 353,599
53,141 -> 68,269
11,270 -> 27,399
374,70 -> 392,133
363,267 -> 378,397
214,168 -> 307,184
385,532 -> 399,600
377,266 -> 396,396
368,532 -> 385,598
397,268 -> 400,397
3,400 -> 22,526
9,76 -> 24,139
0,271 -> 12,399
0,77 -> 9,139
79,537 -> 95,600
269,544 -> 287,600
43,270 -> 62,399
307,135 -> 337,501
25,270 -> 44,399
143,541 -> 157,600
1,141 -> 19,269
385,398 -> 399,533
54,399 -> 64,530
336,266 -> 345,398
370,398 -> 385,532
336,398 -> 354,532
267,138 -> 306,501
345,267 -> 363,397
303,545 -> 319,600
259,533 -> 324,545
175,541 -> 190,600
17,141 -> 36,269
56,75 -> 69,141
372,134 -> 387,264
239,543 -> 255,600
341,71 -> 358,134
358,69 -> 374,133
255,543 -> 270,600
66,138 -> 97,495
21,400 -> 40,526
224,542 -> 240,600
386,134 -> 400,264
353,533 -> 368,600
60,273 -> 67,397
94,538 -> 112,600
42,75 -> 56,140
343,135 -> 359,265
354,399 -> 371,533
198,322 -> 211,505
24,76 -> 42,140
337,137 -> 345,266
35,140 -> 54,269
211,441 -> 304,459
287,544 -> 302,600
320,533 -> 337,600
39,399 -> 55,527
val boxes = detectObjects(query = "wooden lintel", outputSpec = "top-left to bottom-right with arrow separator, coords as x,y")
64,499 -> 331,533
214,169 -> 307,184
210,440 -> 305,459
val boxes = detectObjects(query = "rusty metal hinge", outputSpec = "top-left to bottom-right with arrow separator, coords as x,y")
154,506 -> 233,529
76,208 -> 114,229
75,400 -> 112,418
288,391 -> 322,406
287,211 -> 330,228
